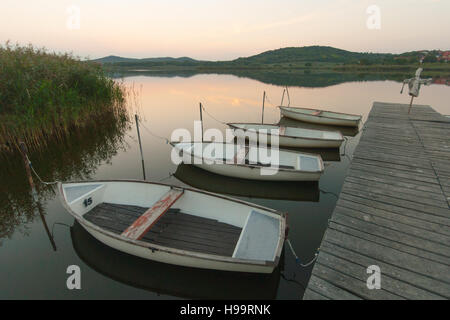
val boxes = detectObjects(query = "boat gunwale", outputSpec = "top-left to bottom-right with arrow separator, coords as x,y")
278,106 -> 362,123
227,122 -> 344,142
172,141 -> 325,174
58,180 -> 286,269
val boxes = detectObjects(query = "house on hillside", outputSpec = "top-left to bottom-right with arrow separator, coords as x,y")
440,51 -> 450,62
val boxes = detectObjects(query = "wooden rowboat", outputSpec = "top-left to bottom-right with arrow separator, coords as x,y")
228,123 -> 344,148
279,106 -> 362,127
59,180 -> 287,273
172,142 -> 324,181
278,116 -> 360,137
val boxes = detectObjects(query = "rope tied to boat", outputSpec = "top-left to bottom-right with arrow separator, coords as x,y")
285,238 -> 319,268
25,155 -> 59,185
263,93 -> 277,107
138,120 -> 170,144
200,104 -> 227,125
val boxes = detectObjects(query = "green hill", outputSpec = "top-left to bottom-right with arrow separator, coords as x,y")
94,46 -> 450,78
95,46 -> 394,67
231,46 -> 391,64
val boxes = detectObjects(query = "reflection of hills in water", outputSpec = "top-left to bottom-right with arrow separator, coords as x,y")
174,164 -> 320,202
0,109 -> 130,243
111,69 -> 407,88
71,221 -> 282,299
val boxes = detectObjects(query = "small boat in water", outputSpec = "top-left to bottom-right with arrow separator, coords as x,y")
228,123 -> 344,148
172,142 -> 324,181
278,116 -> 360,137
279,106 -> 362,127
59,180 -> 287,273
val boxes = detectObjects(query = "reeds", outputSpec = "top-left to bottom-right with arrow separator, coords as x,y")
0,42 -> 126,154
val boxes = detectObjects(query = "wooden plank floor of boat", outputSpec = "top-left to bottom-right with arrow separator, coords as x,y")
83,202 -> 242,257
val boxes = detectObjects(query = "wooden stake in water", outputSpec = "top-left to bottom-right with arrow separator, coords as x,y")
135,114 -> 146,180
280,88 -> 286,106
19,141 -> 57,251
262,91 -> 266,124
19,141 -> 35,191
199,103 -> 204,142
34,194 -> 57,251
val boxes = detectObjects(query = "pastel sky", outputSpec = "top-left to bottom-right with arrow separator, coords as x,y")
1,0 -> 449,60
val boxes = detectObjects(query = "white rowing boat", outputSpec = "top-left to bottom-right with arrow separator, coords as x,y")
228,123 -> 344,148
279,106 -> 362,127
59,180 -> 287,273
172,142 -> 324,181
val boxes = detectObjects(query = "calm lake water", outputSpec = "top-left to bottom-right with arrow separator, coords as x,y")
1,73 -> 449,299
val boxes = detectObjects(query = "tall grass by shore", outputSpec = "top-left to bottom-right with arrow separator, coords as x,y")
0,42 -> 127,154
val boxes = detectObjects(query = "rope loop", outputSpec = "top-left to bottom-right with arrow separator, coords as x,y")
286,239 -> 319,268
26,155 -> 59,185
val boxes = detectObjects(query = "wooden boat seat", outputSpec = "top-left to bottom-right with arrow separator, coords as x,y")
244,159 -> 294,170
121,188 -> 184,240
278,126 -> 286,136
312,111 -> 322,116
233,210 -> 280,261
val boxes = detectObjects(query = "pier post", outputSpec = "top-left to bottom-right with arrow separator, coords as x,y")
262,91 -> 266,124
199,103 -> 204,142
19,141 -> 35,191
135,114 -> 146,180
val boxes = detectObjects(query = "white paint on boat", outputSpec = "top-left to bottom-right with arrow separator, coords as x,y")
228,123 -> 344,148
172,142 -> 324,181
279,106 -> 362,127
59,180 -> 287,273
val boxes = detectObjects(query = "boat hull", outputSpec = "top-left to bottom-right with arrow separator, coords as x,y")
232,128 -> 342,148
280,108 -> 360,127
193,162 -> 321,181
80,219 -> 275,273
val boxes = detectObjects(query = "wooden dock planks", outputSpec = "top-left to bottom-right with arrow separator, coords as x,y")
303,102 -> 450,300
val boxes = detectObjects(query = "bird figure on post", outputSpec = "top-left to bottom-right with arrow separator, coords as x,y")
400,67 -> 432,114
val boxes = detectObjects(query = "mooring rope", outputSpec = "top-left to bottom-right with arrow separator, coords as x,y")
138,120 -> 170,144
319,187 -> 339,199
280,272 -> 307,290
285,239 -> 319,268
26,155 -> 59,185
200,104 -> 227,125
157,172 -> 174,182
264,93 -> 277,108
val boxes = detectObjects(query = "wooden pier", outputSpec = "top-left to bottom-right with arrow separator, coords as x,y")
303,101 -> 450,300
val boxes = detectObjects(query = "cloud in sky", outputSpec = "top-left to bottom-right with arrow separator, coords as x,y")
0,0 -> 448,59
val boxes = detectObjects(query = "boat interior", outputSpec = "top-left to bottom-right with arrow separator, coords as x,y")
283,106 -> 361,120
84,203 -> 242,257
62,182 -> 282,261
230,123 -> 343,140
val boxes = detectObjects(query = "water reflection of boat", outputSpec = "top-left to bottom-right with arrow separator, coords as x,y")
71,221 -> 282,299
174,164 -> 320,202
278,116 -> 360,137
